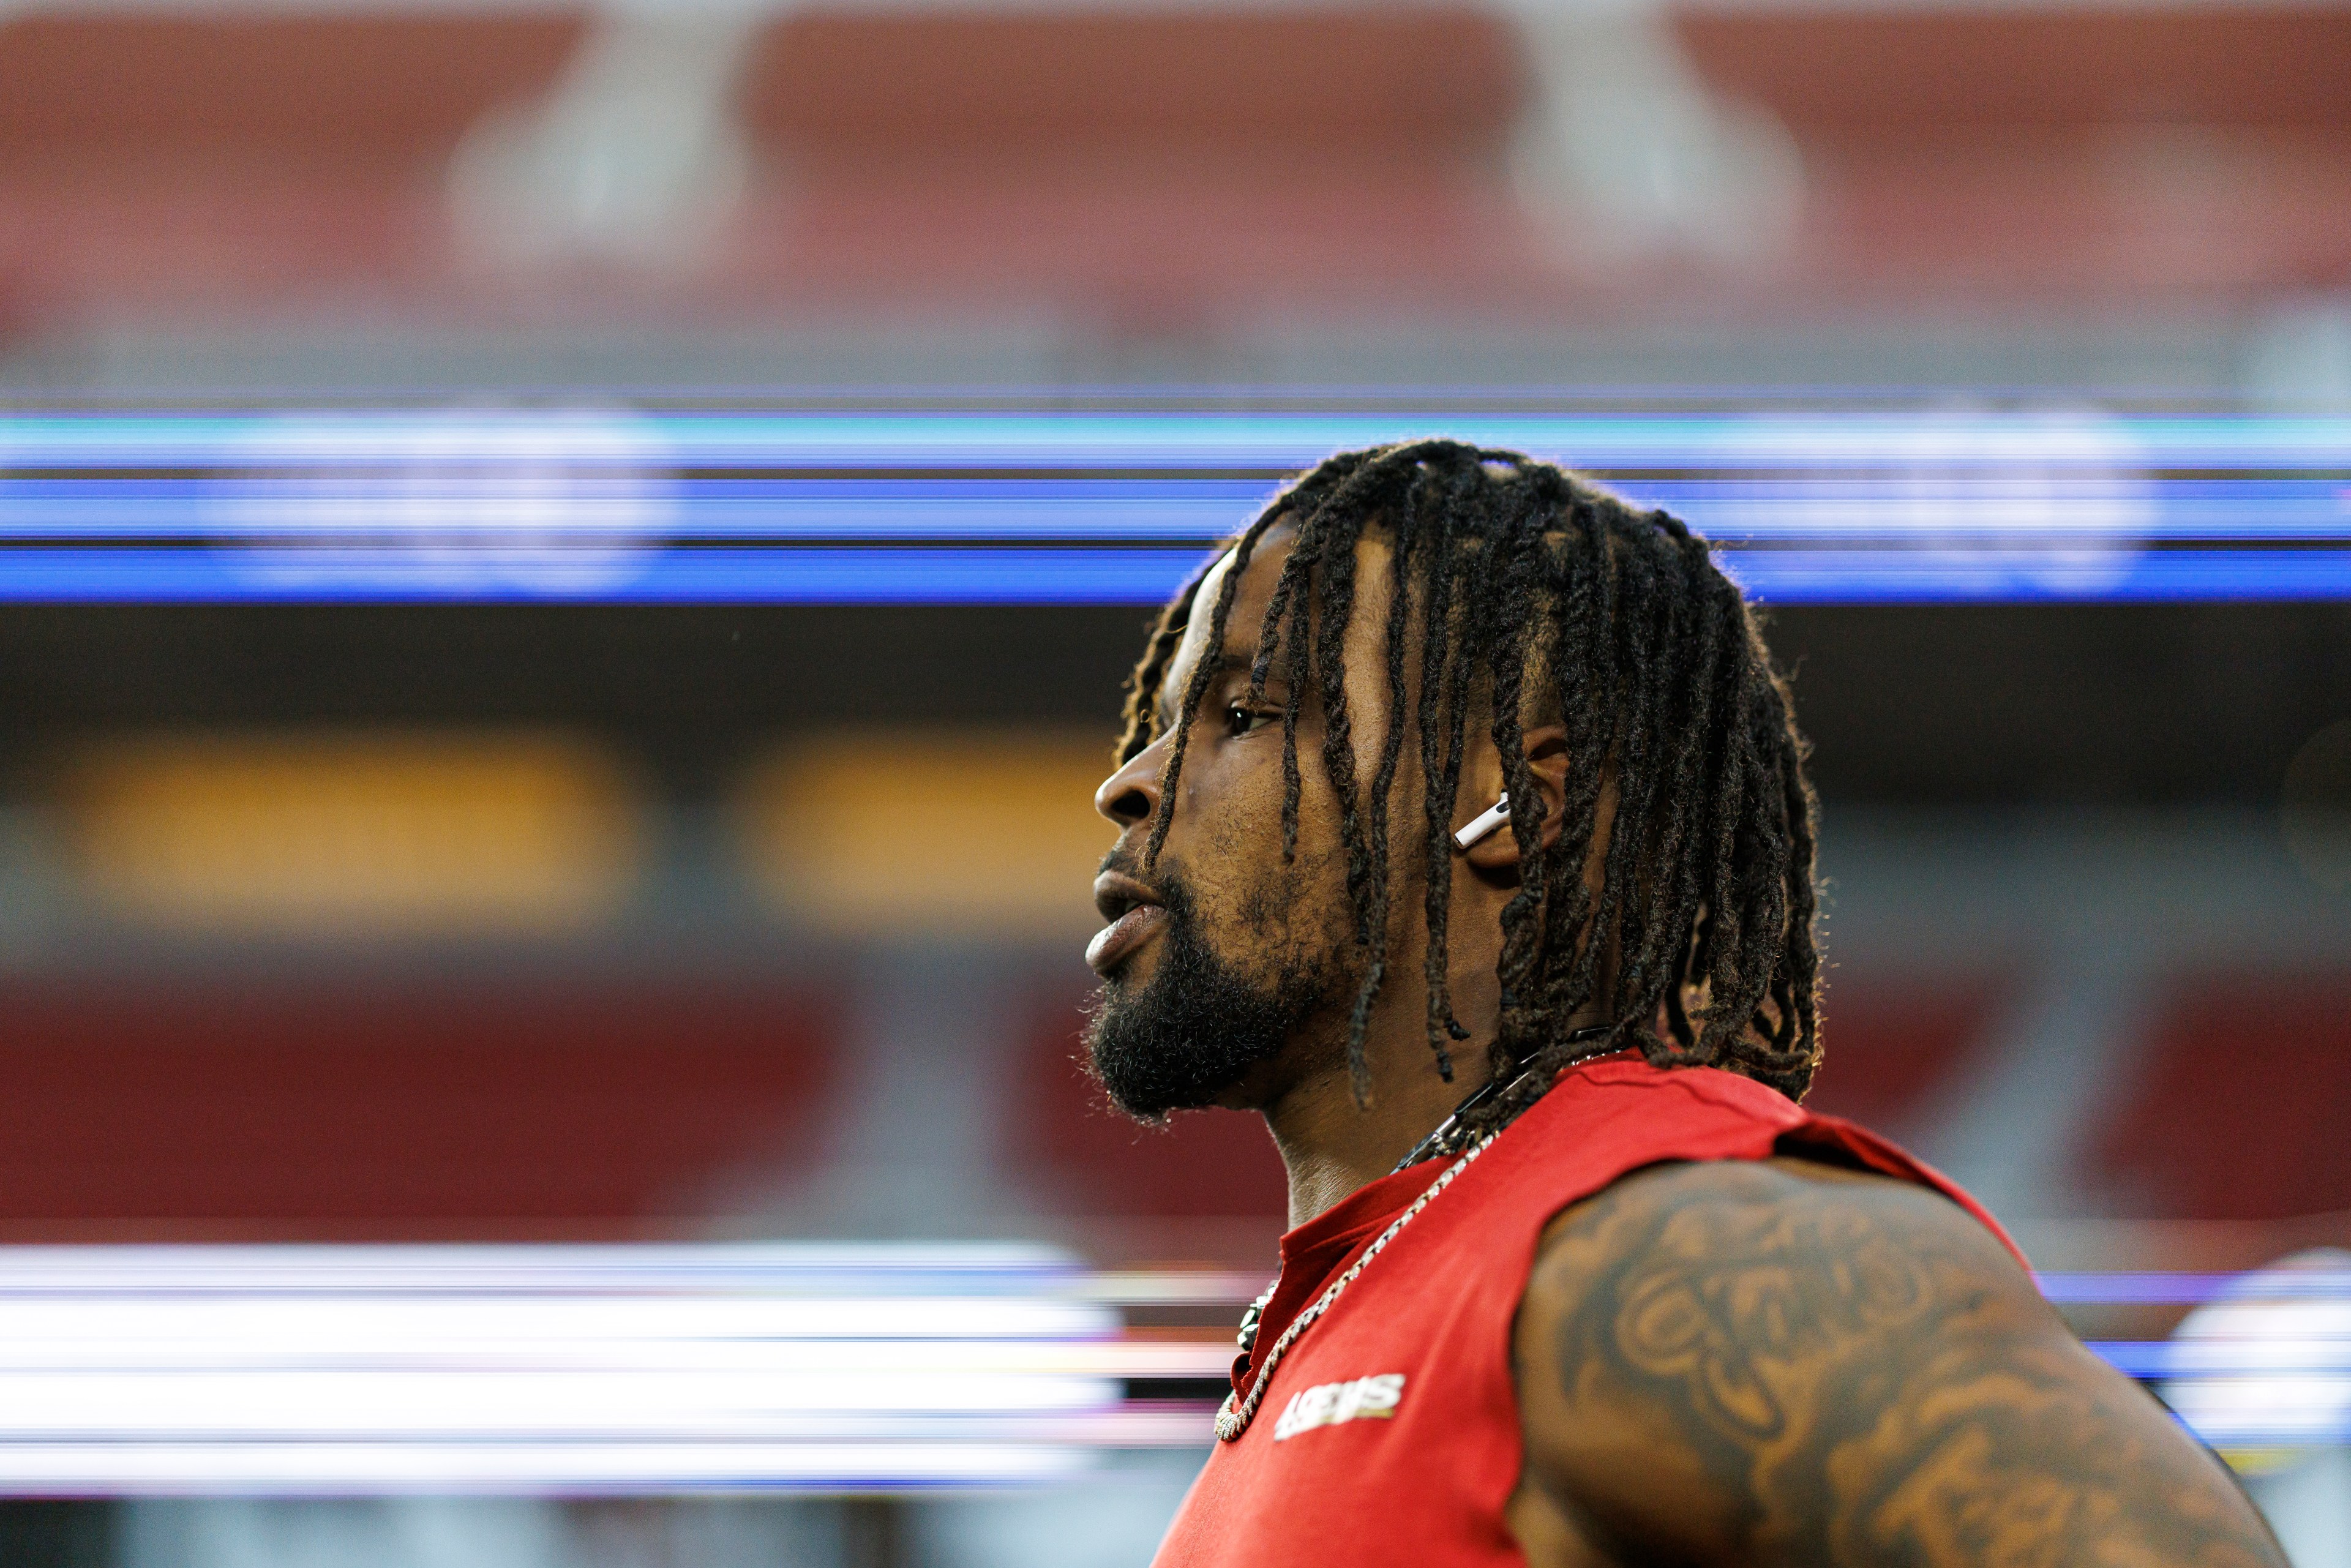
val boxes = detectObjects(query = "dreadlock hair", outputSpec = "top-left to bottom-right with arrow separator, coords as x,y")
1112,440 -> 1822,1138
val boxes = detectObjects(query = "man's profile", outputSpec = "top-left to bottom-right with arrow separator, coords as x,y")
1082,441 -> 2282,1567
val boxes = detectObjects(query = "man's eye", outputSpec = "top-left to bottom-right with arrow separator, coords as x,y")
1223,704 -> 1275,737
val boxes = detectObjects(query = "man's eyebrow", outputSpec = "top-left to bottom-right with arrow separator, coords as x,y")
1155,652 -> 1262,729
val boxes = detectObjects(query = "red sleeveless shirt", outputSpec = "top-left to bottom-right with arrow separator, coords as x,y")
1150,1052 -> 2022,1567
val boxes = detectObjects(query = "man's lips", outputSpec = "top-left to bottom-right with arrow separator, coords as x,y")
1087,904 -> 1167,974
1088,870 -> 1166,975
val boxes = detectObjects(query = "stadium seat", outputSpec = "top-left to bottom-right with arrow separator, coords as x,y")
1798,977 -> 2003,1138
2082,975 -> 2351,1221
0,980 -> 838,1234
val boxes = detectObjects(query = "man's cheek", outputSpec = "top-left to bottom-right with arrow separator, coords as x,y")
1237,849 -> 1329,938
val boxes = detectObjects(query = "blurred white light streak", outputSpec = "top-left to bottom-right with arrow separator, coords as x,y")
0,1444 -> 1091,1496
1074,1270 -> 1268,1304
29,1244 -> 2345,1495
0,1244 -> 1152,1495
2163,1251 -> 2351,1456
205,408 -> 671,597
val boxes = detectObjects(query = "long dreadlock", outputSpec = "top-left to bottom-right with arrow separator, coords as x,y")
1113,441 -> 1821,1135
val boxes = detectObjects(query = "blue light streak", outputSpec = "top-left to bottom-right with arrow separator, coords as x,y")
4,410 -> 2348,470
2,408 -> 2344,603
2036,1271 -> 2351,1304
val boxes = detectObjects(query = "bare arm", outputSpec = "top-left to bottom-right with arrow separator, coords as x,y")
1511,1157 -> 2286,1568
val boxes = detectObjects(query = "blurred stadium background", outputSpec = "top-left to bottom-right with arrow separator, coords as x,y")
2,0 -> 2350,1561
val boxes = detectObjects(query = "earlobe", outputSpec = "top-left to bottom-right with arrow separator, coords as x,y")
1460,797 -> 1539,871
1455,726 -> 1571,868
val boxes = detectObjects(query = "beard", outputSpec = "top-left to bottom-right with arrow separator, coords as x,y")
1083,870 -> 1340,1121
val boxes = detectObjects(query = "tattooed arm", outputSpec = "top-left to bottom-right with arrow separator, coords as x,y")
1509,1157 -> 2286,1568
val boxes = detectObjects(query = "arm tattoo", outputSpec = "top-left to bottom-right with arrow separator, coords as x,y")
1521,1162 -> 2285,1568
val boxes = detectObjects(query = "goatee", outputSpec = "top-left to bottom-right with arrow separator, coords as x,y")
1082,873 -> 1335,1120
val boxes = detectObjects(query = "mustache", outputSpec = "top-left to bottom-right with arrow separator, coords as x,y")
1092,852 -> 1196,945
1097,849 -> 1187,906
1097,845 -> 1150,883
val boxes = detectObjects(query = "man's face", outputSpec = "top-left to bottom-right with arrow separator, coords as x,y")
1083,528 -> 1393,1120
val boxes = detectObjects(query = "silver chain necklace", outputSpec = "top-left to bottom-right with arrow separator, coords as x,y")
1212,1029 -> 1620,1444
1214,1130 -> 1498,1442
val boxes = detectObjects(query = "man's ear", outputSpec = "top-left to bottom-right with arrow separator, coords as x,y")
1461,724 -> 1571,871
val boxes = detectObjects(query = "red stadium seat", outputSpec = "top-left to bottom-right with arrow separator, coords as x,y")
0,17 -> 579,157
0,980 -> 837,1236
6,7 -> 2346,316
1798,978 -> 2003,1138
0,15 -> 580,306
2082,975 -> 2351,1221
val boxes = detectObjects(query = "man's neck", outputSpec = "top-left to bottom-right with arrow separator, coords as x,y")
1255,1007 -> 1616,1229
1258,1048 -> 1498,1229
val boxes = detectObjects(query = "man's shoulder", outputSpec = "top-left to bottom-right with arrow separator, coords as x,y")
1524,1152 -> 2031,1316
1507,1154 -> 2284,1568
1515,1152 -> 2050,1477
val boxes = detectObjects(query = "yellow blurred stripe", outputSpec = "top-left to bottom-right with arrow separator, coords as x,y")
64,732 -> 643,935
739,731 -> 1116,937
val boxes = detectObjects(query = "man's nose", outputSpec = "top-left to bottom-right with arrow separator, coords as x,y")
1094,745 -> 1162,831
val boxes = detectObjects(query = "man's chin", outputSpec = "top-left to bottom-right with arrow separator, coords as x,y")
1084,1000 -> 1227,1122
1079,887 -> 1327,1123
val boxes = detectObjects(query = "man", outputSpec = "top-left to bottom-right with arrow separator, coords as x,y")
1083,441 -> 2282,1567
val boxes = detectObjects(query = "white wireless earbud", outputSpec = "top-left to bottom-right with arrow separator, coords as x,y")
1452,793 -> 1510,851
